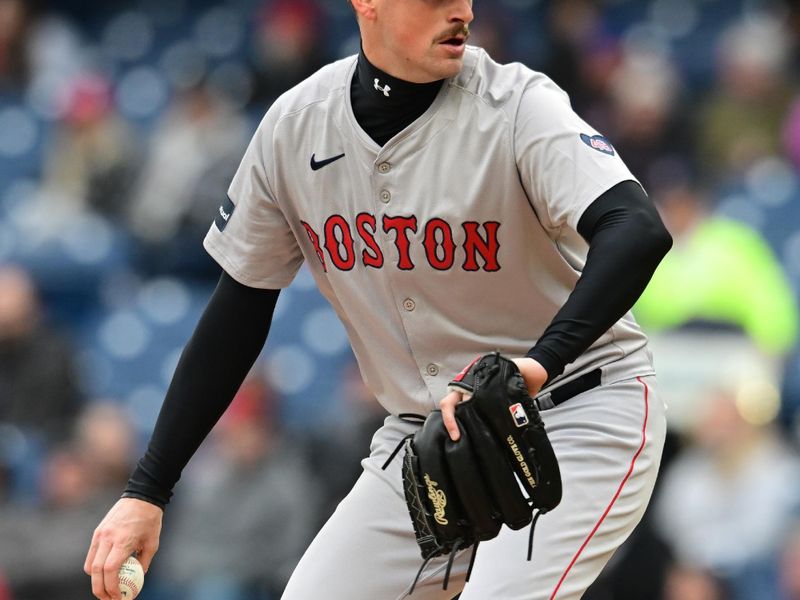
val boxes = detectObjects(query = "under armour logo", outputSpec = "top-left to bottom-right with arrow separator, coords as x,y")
374,78 -> 391,97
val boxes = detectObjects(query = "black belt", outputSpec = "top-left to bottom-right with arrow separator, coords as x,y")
534,369 -> 602,411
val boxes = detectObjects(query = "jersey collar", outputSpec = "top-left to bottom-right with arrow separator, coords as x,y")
356,48 -> 443,109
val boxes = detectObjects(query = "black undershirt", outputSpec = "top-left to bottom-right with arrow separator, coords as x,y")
123,53 -> 671,508
350,49 -> 443,146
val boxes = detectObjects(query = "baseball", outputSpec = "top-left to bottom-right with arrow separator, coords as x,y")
118,556 -> 144,599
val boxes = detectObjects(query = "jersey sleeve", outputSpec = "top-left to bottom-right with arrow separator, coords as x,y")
204,111 -> 304,289
514,76 -> 639,234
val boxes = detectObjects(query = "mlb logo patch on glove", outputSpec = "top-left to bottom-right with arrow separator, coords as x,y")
509,403 -> 530,427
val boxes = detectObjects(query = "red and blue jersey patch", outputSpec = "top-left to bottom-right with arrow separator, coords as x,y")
580,133 -> 615,156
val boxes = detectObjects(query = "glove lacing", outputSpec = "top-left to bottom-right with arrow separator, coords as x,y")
408,538 -> 480,594
407,508 -> 541,594
381,413 -> 426,471
527,509 -> 543,561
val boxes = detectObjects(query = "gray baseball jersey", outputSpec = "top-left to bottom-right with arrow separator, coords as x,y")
204,46 -> 655,417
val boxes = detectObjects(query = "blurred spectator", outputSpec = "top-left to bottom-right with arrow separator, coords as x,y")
583,512 -> 673,600
152,373 -> 320,600
248,0 -> 328,106
0,402 -> 137,599
663,565 -> 729,600
543,0 -> 619,119
307,361 -> 386,529
699,16 -> 796,184
785,2 -> 800,80
607,52 -> 693,192
783,97 -> 800,171
0,573 -> 9,600
467,8 -> 512,66
654,386 -> 800,600
0,0 -> 84,107
72,401 -> 136,490
39,72 -> 139,221
635,183 -> 798,357
0,0 -> 36,90
0,265 -> 83,442
127,81 -> 248,275
780,523 -> 800,600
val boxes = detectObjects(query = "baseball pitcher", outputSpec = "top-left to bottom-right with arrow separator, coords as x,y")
85,1 -> 672,599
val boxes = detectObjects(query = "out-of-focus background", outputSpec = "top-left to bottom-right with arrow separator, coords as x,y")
1,0 -> 800,598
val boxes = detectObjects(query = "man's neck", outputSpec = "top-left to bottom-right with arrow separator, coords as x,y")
350,49 -> 444,146
356,47 -> 443,105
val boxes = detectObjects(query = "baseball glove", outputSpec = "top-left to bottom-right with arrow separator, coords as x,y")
396,352 -> 562,593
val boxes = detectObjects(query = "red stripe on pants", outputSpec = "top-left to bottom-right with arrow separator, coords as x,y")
549,377 -> 650,600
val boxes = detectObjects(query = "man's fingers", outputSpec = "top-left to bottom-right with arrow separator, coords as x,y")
440,391 -> 462,441
138,539 -> 159,573
103,547 -> 131,600
84,537 -> 99,576
90,540 -> 113,600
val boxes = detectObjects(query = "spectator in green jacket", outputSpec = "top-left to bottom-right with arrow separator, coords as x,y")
635,183 -> 798,357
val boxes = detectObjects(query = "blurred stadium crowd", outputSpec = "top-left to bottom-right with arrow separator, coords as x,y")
1,0 -> 800,598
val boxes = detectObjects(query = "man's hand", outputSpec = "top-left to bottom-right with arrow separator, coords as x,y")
84,498 -> 163,600
440,356 -> 548,442
511,357 -> 548,398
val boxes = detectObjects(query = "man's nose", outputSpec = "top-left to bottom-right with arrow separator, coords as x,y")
449,0 -> 474,24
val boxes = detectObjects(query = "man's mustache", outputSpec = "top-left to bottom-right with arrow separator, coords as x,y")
435,24 -> 470,43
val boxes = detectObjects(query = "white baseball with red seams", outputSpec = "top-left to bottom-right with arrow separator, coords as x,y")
117,556 -> 144,599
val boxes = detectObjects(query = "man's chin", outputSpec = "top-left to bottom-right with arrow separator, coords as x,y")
434,58 -> 464,80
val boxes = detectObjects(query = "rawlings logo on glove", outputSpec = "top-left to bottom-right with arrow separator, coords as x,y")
424,475 -> 448,525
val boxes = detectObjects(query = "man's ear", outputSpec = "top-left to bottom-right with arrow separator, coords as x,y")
350,0 -> 377,21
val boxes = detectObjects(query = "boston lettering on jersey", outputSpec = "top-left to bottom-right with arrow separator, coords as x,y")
301,214 -> 501,273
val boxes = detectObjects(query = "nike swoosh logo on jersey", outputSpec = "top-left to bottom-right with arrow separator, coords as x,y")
310,153 -> 346,171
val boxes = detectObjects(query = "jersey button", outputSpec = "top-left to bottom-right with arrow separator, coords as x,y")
378,162 -> 392,174
380,190 -> 391,203
426,364 -> 440,376
403,298 -> 416,311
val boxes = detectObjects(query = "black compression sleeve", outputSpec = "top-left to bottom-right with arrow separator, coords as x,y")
526,180 -> 672,382
122,272 -> 279,508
